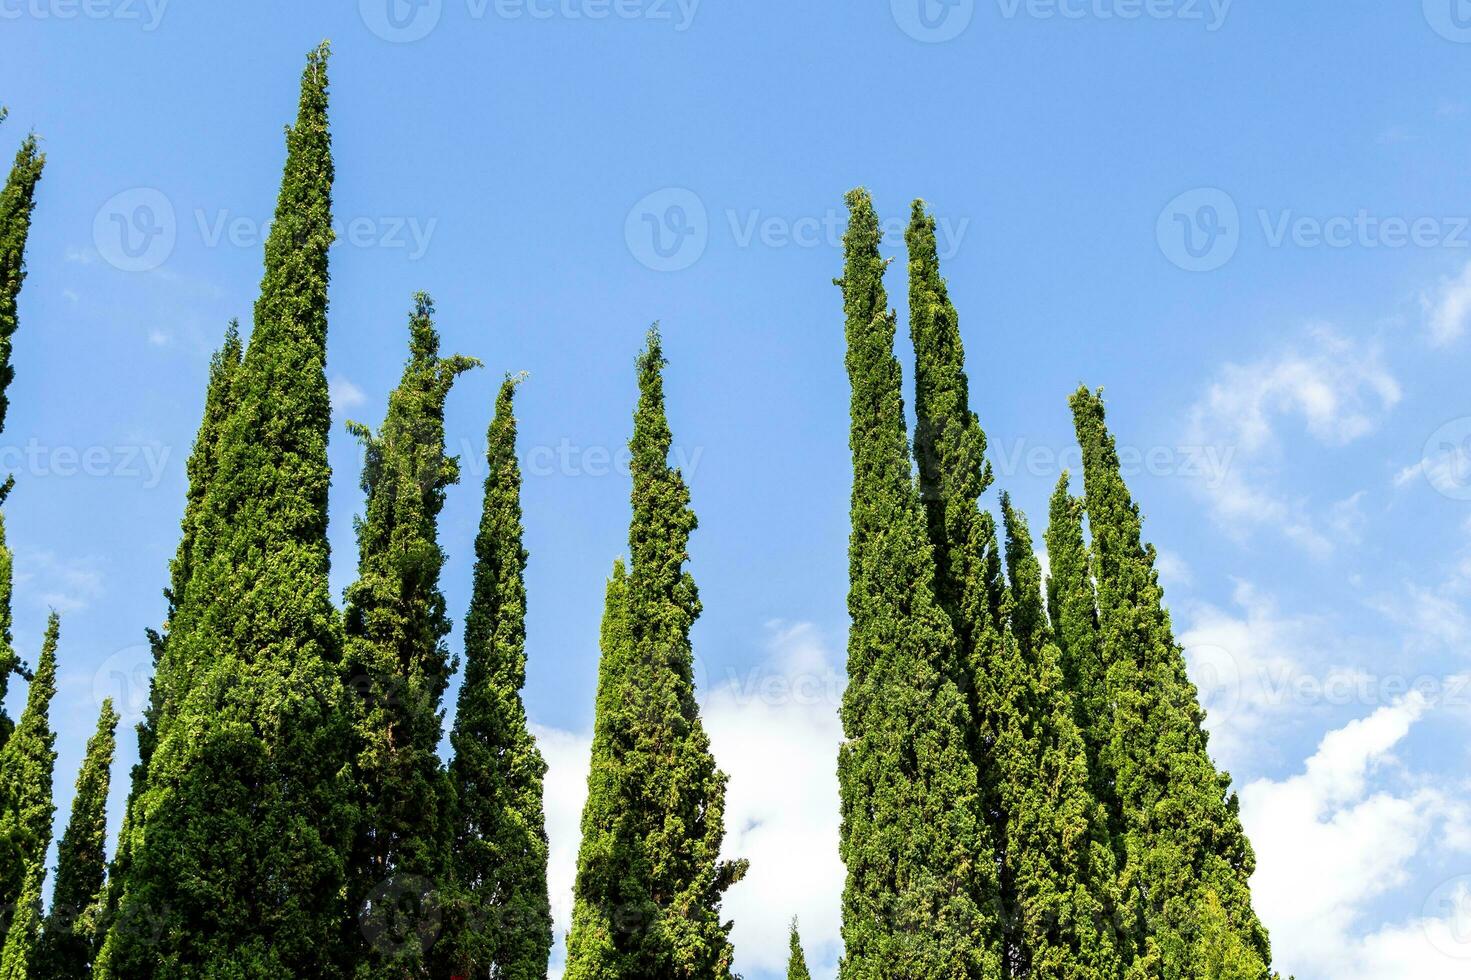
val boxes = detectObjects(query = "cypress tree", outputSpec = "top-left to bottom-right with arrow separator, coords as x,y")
787,920 -> 812,980
0,615 -> 58,946
34,700 -> 118,980
341,294 -> 477,976
95,323 -> 242,967
1043,473 -> 1115,820
565,328 -> 746,979
1069,387 -> 1273,977
443,375 -> 552,979
0,108 -> 46,492
0,864 -> 40,980
994,496 -> 1123,979
0,109 -> 46,740
104,44 -> 354,977
836,189 -> 998,979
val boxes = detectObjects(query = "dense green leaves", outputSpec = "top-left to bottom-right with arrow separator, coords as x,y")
0,614 -> 58,969
787,920 -> 812,980
444,375 -> 551,980
1070,387 -> 1273,979
565,328 -> 745,979
837,189 -> 998,980
102,44 -> 354,977
340,294 -> 477,977
34,700 -> 118,980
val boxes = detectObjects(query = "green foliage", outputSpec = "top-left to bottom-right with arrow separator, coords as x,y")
1069,387 -> 1273,979
836,189 -> 998,980
565,328 -> 745,979
101,44 -> 355,977
995,497 -> 1125,979
0,865 -> 41,980
340,293 -> 477,977
96,323 -> 241,964
787,920 -> 812,980
0,110 -> 45,734
443,375 -> 551,979
34,700 -> 118,980
0,109 -> 46,489
0,616 -> 57,948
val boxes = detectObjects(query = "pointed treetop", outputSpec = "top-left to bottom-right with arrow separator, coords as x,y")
787,919 -> 813,980
1000,493 -> 1048,656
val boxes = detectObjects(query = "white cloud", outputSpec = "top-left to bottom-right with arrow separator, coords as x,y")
329,376 -> 367,414
1423,261 -> 1471,347
12,550 -> 105,615
537,621 -> 845,980
1241,695 -> 1471,978
147,328 -> 171,347
1185,326 -> 1399,554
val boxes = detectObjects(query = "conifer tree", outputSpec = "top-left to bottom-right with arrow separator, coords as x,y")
0,109 -> 46,738
443,375 -> 551,979
103,44 -> 354,977
565,328 -> 745,979
995,496 -> 1124,979
836,189 -> 999,979
96,323 -> 241,965
341,294 -> 477,976
34,700 -> 118,980
905,200 -> 1003,679
1070,387 -> 1273,977
0,108 -> 46,492
0,865 -> 41,980
787,920 -> 812,980
1043,473 -> 1114,818
0,615 -> 57,943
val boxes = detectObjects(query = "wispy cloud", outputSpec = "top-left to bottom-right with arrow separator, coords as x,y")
329,376 -> 367,415
1422,261 -> 1471,347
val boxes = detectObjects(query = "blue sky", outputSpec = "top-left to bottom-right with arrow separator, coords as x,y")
4,2 -> 1471,977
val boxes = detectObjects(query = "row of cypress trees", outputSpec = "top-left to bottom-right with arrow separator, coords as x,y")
833,187 -> 1277,979
0,43 -> 1280,980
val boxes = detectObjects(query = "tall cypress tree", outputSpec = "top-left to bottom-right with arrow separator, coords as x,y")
1070,387 -> 1273,977
836,189 -> 999,979
0,108 -> 46,495
443,375 -> 551,979
341,294 -> 477,977
994,496 -> 1124,979
565,328 -> 746,979
1043,473 -> 1115,821
0,615 -> 58,948
34,699 -> 118,980
0,109 -> 46,741
104,45 -> 354,977
95,323 -> 242,968
787,920 -> 812,980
